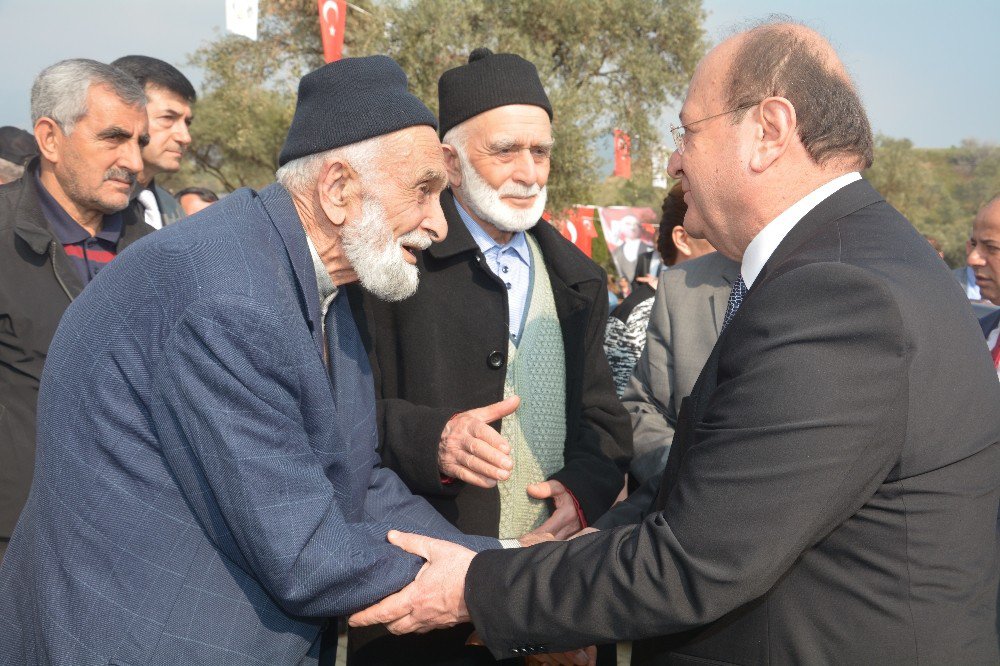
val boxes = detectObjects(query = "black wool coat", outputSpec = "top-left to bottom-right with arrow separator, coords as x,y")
0,161 -> 151,556
348,189 -> 631,537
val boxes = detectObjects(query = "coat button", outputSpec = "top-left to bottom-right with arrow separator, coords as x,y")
487,350 -> 505,369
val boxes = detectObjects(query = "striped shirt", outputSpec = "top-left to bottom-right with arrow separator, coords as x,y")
454,200 -> 532,342
35,170 -> 124,285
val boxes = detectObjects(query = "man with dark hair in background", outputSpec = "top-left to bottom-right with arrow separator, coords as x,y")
352,21 -> 1000,664
176,186 -> 219,215
112,55 -> 195,229
0,59 -> 151,561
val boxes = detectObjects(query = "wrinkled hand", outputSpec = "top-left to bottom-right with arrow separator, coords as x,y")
526,646 -> 597,666
439,396 -> 519,488
348,531 -> 473,634
526,480 -> 582,540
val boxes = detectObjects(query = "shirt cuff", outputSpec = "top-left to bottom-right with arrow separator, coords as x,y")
498,539 -> 522,549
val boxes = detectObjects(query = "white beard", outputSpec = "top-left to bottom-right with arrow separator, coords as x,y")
454,153 -> 547,233
341,197 -> 432,302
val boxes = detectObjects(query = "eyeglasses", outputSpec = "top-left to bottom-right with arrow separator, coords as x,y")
669,101 -> 761,155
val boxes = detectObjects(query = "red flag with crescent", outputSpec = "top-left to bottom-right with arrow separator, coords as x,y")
613,129 -> 632,179
318,0 -> 347,63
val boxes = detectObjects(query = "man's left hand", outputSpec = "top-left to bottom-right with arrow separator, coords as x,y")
348,531 -> 473,634
526,480 -> 582,540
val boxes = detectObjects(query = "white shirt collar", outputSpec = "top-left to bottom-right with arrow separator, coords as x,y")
741,172 -> 861,288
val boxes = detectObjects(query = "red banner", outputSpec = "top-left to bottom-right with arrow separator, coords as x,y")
554,206 -> 598,257
613,129 -> 632,179
318,0 -> 347,63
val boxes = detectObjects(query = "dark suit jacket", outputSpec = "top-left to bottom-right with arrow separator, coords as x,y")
464,179 -> 1000,664
349,189 -> 630,536
0,184 -> 497,665
981,308 -> 1000,339
0,164 -> 151,559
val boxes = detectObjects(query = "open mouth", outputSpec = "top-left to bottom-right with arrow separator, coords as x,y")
401,244 -> 419,264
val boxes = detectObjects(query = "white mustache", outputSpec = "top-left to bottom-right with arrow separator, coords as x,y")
398,229 -> 432,250
497,182 -> 541,198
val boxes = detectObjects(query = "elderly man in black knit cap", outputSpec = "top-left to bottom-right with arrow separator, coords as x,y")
0,55 -> 505,666
347,48 -> 630,664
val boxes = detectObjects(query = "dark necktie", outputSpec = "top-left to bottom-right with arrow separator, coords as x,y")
721,274 -> 748,333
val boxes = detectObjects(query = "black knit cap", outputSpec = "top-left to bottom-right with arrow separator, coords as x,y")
279,55 -> 437,166
437,48 -> 552,139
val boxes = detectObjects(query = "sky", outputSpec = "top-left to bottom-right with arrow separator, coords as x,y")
0,0 -> 997,149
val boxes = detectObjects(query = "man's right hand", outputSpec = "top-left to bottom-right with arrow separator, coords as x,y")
438,395 -> 519,488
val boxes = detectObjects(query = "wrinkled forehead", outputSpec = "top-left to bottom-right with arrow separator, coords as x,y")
468,104 -> 552,145
975,201 -> 1000,235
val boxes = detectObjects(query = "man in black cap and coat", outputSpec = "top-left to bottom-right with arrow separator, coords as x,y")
348,48 -> 630,664
0,55 -> 503,666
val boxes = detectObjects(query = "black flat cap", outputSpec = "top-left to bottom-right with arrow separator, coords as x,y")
0,126 -> 39,165
279,55 -> 437,166
437,48 -> 552,139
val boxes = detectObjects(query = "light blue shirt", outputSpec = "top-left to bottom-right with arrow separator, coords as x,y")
455,200 -> 532,342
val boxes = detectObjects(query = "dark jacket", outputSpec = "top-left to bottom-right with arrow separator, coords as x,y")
0,163 -> 152,555
465,179 -> 1000,663
349,189 -> 631,537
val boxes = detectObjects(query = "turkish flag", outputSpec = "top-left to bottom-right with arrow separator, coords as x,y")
318,0 -> 347,63
556,206 -> 597,257
613,129 -> 631,179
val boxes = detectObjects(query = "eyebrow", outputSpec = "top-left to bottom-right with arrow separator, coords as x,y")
415,168 -> 447,191
97,126 -> 134,141
487,138 -> 555,152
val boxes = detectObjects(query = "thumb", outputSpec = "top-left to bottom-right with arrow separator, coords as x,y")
470,395 -> 521,423
526,480 -> 562,499
386,530 -> 435,560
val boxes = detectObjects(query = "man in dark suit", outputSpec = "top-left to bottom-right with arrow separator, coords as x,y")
351,21 -> 1000,663
112,55 -> 195,229
0,56 -> 503,666
347,48 -> 629,664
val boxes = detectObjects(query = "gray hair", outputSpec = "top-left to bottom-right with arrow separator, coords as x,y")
441,123 -> 469,153
30,59 -> 146,135
275,135 -> 383,195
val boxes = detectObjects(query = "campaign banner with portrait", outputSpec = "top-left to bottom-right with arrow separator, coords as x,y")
598,206 -> 658,281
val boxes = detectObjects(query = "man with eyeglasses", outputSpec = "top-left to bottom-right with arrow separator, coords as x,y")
350,19 -> 1000,664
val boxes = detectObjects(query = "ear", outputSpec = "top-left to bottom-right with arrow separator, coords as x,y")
749,96 -> 796,173
34,117 -> 62,164
672,224 -> 694,258
316,157 -> 359,227
441,143 -> 462,188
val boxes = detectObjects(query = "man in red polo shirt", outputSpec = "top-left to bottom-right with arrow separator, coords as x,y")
0,58 -> 153,561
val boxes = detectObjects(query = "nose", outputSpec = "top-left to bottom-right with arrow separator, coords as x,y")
120,140 -> 144,175
423,195 -> 448,243
667,149 -> 683,179
511,149 -> 538,187
176,121 -> 192,148
967,240 -> 985,267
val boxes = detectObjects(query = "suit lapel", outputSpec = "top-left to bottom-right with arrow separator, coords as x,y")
257,183 -> 325,361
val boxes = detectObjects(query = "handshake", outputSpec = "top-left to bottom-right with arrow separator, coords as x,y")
349,527 -> 601,666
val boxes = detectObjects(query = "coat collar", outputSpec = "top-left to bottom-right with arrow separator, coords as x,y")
10,158 -> 56,255
754,178 -> 883,287
981,308 -> 1000,338
257,183 -> 324,356
431,189 -> 600,288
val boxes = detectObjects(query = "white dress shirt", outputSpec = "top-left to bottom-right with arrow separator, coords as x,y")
741,172 -> 862,288
136,188 -> 164,230
986,321 -> 1000,381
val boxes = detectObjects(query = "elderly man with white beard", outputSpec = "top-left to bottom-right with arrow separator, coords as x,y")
346,48 -> 630,665
0,56 -> 512,666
